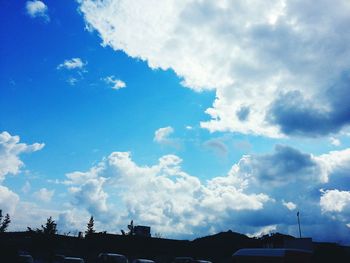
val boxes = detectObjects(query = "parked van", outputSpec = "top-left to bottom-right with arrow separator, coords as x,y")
232,248 -> 312,263
97,253 -> 129,263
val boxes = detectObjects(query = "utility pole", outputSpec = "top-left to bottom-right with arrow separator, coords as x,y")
297,211 -> 302,238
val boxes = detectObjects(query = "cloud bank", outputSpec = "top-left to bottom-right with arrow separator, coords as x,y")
0,131 -> 44,182
0,131 -> 44,215
63,145 -> 350,242
78,0 -> 350,137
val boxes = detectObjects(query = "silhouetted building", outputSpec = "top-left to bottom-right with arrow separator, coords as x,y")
134,225 -> 151,237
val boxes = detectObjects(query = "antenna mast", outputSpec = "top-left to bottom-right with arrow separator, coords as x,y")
297,211 -> 302,238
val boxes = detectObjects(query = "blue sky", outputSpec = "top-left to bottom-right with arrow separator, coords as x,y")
1,0 -> 350,244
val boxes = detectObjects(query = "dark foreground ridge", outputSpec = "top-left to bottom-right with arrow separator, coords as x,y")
1,230 -> 349,262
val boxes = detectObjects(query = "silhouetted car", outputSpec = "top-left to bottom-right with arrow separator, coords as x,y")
97,253 -> 128,263
18,255 -> 34,263
132,259 -> 155,263
63,257 -> 85,263
232,248 -> 312,263
194,260 -> 212,263
172,257 -> 194,263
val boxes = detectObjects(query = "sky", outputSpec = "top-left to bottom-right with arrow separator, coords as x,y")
1,0 -> 350,244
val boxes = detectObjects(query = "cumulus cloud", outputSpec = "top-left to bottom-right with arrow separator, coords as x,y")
34,188 -> 55,203
56,210 -> 88,234
0,131 -> 45,182
320,189 -> 350,213
64,151 -> 271,237
0,185 -> 20,215
314,148 -> 350,184
26,1 -> 49,21
57,58 -> 86,70
10,201 -> 60,231
79,0 -> 350,137
103,76 -> 126,90
61,144 -> 350,241
0,131 -> 44,229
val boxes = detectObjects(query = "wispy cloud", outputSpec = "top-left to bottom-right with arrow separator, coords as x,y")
154,126 -> 174,144
26,1 -> 49,22
34,188 -> 55,203
330,137 -> 341,146
282,200 -> 297,211
57,58 -> 86,70
103,76 -> 126,90
203,138 -> 228,157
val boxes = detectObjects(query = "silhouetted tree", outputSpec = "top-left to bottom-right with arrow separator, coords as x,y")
121,220 -> 135,235
85,216 -> 95,237
0,210 -> 11,232
42,216 -> 57,235
154,232 -> 163,238
27,216 -> 57,235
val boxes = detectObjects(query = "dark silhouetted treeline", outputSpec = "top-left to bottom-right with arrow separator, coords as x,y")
0,230 -> 350,263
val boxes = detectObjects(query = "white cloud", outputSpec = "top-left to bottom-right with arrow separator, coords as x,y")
57,58 -> 86,70
22,181 -> 31,194
26,1 -> 49,21
282,200 -> 297,211
330,137 -> 341,146
64,151 -> 271,236
314,148 -> 350,183
10,201 -> 60,231
320,189 -> 350,213
154,126 -> 174,144
0,131 -> 45,182
0,185 -> 20,215
79,0 -> 350,137
34,188 -> 55,203
56,210 -> 88,234
6,144 -> 344,241
103,76 -> 126,90
247,224 -> 277,238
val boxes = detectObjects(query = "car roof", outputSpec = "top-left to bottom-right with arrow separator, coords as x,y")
64,257 -> 84,261
99,253 -> 126,257
233,248 -> 312,257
